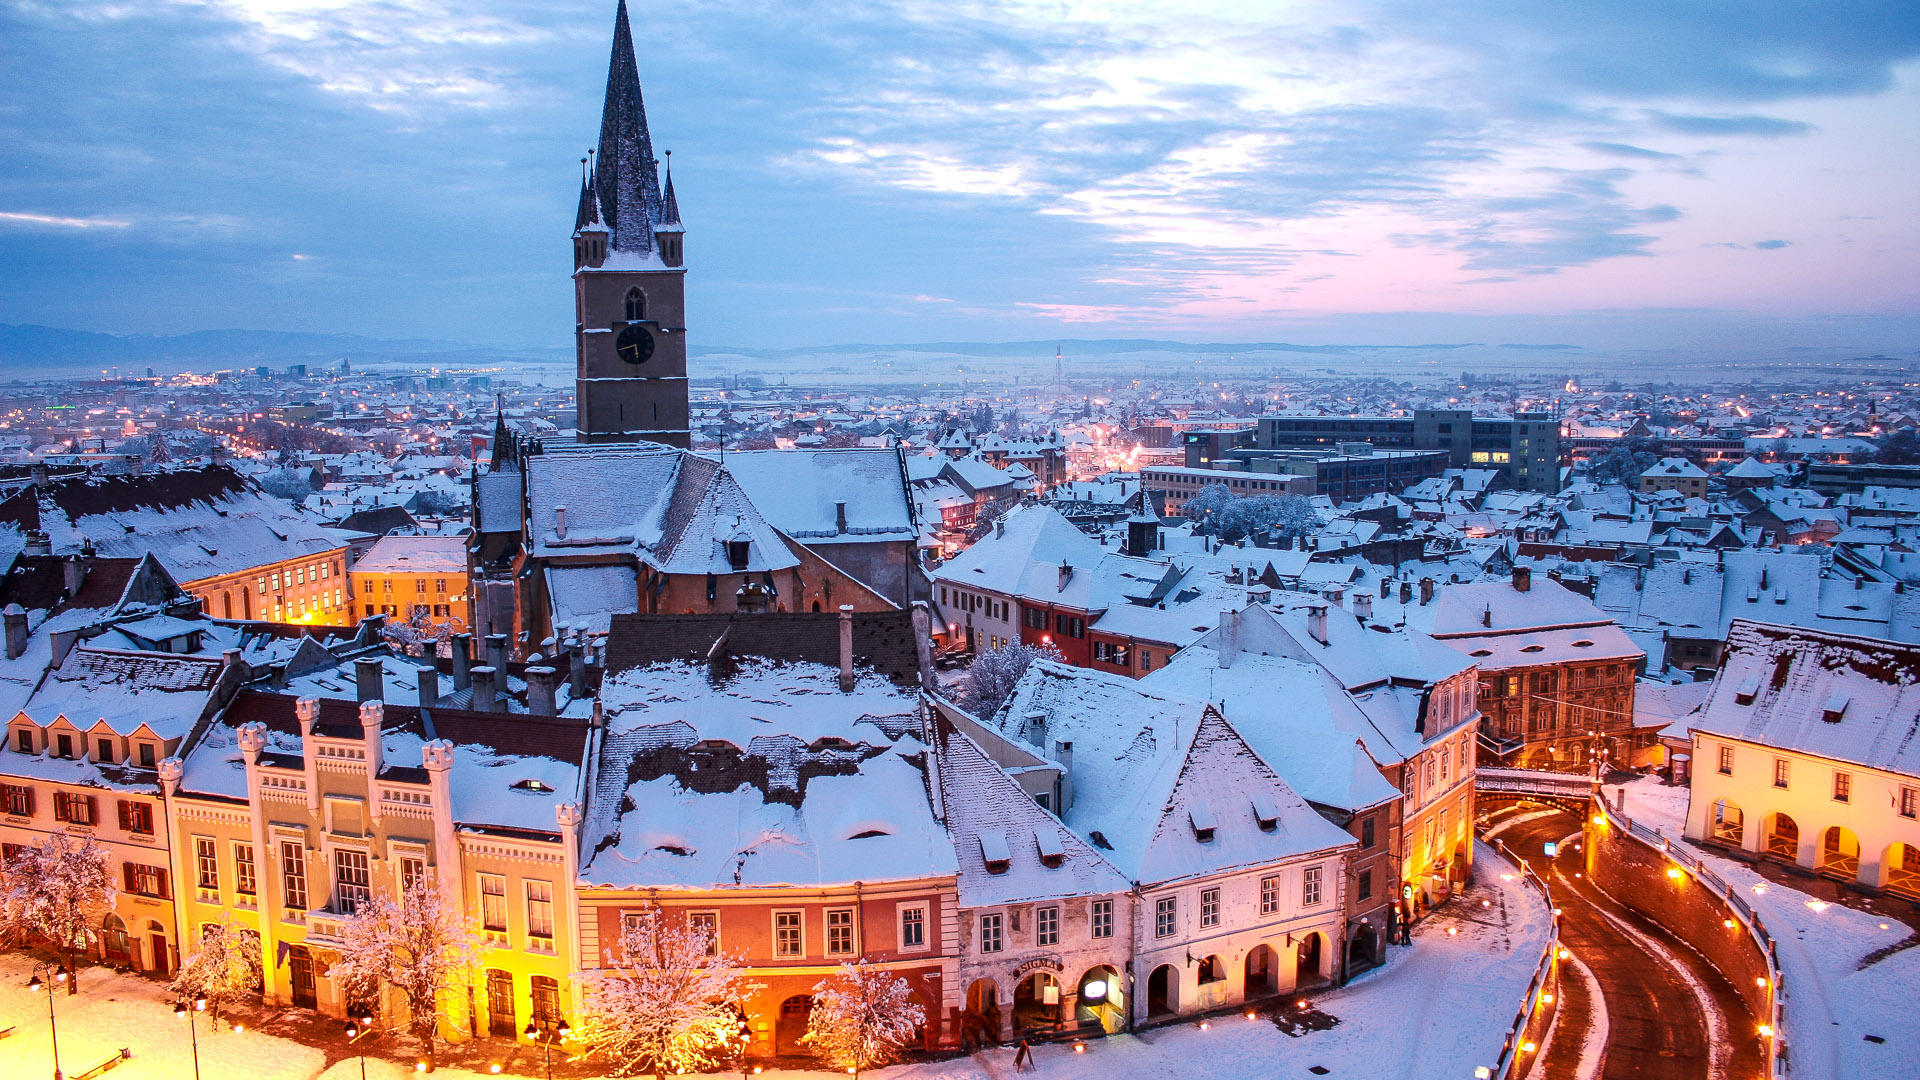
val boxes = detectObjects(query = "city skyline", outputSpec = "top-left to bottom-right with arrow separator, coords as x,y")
2,1 -> 1917,353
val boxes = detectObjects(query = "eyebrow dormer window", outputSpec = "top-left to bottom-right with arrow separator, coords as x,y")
623,288 -> 645,322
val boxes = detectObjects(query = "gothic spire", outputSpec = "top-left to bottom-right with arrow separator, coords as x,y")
595,0 -> 663,255
659,149 -> 682,229
491,394 -> 518,469
573,154 -> 604,233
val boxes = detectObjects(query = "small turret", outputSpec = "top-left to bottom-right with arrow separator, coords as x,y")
655,150 -> 684,267
573,153 -> 610,270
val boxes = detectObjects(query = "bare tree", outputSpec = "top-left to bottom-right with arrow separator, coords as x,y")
169,914 -> 263,1020
0,833 -> 116,991
803,961 -> 927,1076
574,908 -> 749,1079
327,876 -> 482,1063
956,640 -> 1062,719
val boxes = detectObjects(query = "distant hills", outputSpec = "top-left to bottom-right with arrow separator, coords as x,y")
0,323 -> 560,377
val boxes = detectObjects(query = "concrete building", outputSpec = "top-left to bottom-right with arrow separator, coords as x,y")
1255,409 -> 1562,493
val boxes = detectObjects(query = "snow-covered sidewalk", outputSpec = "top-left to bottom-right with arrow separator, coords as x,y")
1618,777 -> 1920,1080
2,847 -> 1549,1080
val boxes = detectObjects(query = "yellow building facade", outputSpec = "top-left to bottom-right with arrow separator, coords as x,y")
347,535 -> 471,632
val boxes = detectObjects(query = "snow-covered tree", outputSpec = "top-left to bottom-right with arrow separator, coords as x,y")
803,961 -> 927,1076
382,605 -> 452,655
956,640 -> 1062,719
1181,482 -> 1234,532
326,876 -> 481,1062
1219,493 -> 1320,544
574,908 -> 749,1079
256,467 -> 315,504
169,915 -> 263,1020
0,834 -> 116,990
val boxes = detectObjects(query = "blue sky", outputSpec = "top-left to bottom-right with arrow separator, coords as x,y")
2,1 -> 1917,350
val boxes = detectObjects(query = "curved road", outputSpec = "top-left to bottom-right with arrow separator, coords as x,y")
1481,802 -> 1768,1080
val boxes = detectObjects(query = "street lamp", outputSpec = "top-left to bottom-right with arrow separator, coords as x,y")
173,995 -> 209,1080
523,1018 -> 571,1080
344,1014 -> 376,1080
26,962 -> 73,1080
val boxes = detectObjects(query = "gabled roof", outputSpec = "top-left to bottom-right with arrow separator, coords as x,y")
1692,620 -> 1920,779
19,646 -> 225,739
931,504 -> 1104,598
719,449 -> 916,544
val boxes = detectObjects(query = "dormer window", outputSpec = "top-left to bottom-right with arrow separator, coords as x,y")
623,288 -> 645,322
1822,692 -> 1849,723
727,540 -> 750,572
1250,792 -> 1279,832
1188,800 -> 1217,843
1734,675 -> 1760,705
1034,827 -> 1065,869
511,778 -> 553,792
979,829 -> 1011,874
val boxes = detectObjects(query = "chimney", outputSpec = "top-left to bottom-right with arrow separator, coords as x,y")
470,665 -> 498,712
1380,577 -> 1391,599
838,604 -> 856,692
1025,711 -> 1047,747
23,531 -> 50,557
1053,739 -> 1074,815
526,665 -> 558,717
61,553 -> 86,598
835,501 -> 848,534
417,663 -> 439,709
486,633 -> 508,673
3,604 -> 26,661
554,505 -> 567,539
355,656 -> 384,702
1512,565 -> 1532,593
1419,578 -> 1435,605
1353,592 -> 1373,621
1307,604 -> 1329,645
1482,605 -> 1492,628
49,627 -> 80,669
451,633 -> 473,690
994,518 -> 1005,539
1400,581 -> 1413,604
1217,609 -> 1238,668
359,699 -> 384,815
1058,560 -> 1073,591
568,631 -> 590,700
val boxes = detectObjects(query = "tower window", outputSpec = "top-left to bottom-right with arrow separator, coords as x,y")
624,288 -> 645,321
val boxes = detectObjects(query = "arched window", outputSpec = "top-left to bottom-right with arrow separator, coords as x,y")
624,288 -> 645,322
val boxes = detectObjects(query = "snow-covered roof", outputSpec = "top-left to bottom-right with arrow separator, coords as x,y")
1691,620 -> 1920,779
991,660 -> 1354,887
719,449 -> 916,544
351,534 -> 468,575
17,645 -> 224,740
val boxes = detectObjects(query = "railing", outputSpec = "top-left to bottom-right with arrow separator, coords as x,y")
302,910 -> 349,948
1593,800 -> 1789,1078
1482,837 -> 1560,1080
1476,767 -> 1600,799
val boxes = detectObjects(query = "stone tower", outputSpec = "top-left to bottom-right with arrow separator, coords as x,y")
572,0 -> 689,446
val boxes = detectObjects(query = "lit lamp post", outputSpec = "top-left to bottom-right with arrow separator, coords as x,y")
523,1018 -> 570,1080
343,1014 -> 376,1080
173,994 -> 209,1080
26,962 -> 73,1080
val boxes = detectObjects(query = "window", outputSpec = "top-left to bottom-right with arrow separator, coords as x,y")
335,850 -> 371,914
436,578 -> 447,594
526,881 -> 554,940
1903,787 -> 1920,819
623,287 -> 646,321
774,911 -> 803,957
978,912 -> 1004,953
1774,758 -> 1791,789
824,907 -> 856,956
13,728 -> 30,753
899,905 -> 926,950
1036,906 -> 1059,946
416,579 -> 427,594
56,733 -> 73,758
400,856 -> 425,893
195,838 -> 219,891
117,800 -> 153,835
1091,899 -> 1113,939
1718,745 -> 1734,775
479,874 -> 507,931
1155,896 -> 1177,938
235,844 -> 257,897
1139,649 -> 1153,672
53,792 -> 95,825
1024,607 -> 1046,630
1259,875 -> 1279,916
1440,746 -> 1451,782
1358,869 -> 1373,901
530,975 -> 562,1028
138,743 -> 155,768
96,738 -> 114,761
125,863 -> 169,898
1303,866 -> 1323,907
687,910 -> 718,954
1360,817 -> 1376,849
1054,614 -> 1085,638
2,784 -> 32,817
1199,887 -> 1220,928
1833,772 -> 1852,804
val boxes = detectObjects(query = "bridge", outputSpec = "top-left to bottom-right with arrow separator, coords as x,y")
1475,767 -> 1598,812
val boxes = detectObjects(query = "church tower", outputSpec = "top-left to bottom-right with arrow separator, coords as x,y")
572,0 -> 690,446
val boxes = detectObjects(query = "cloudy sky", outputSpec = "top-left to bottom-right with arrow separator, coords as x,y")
2,0 -> 1917,350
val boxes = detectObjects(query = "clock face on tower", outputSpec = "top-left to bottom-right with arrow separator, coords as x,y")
615,323 -> 655,365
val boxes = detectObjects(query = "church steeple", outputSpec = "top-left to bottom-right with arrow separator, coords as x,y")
595,0 -> 664,257
490,395 -> 518,468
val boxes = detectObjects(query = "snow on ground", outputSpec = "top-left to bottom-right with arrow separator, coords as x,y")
1618,776 -> 1920,1080
0,954 -> 326,1080
2,845 -> 1549,1080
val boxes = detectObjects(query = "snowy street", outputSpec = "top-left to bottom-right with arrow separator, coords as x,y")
0,842 -> 1549,1080
1618,777 -> 1920,1080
